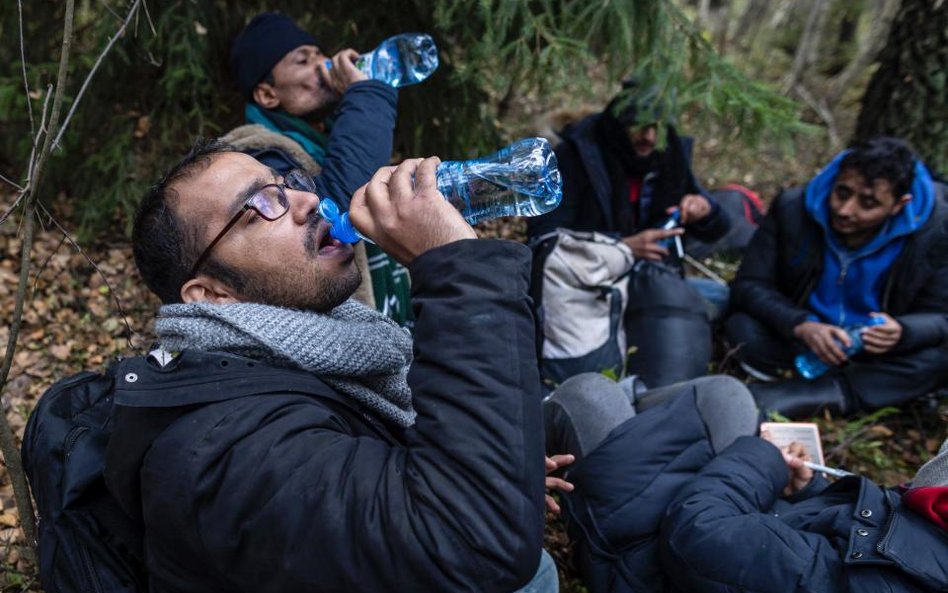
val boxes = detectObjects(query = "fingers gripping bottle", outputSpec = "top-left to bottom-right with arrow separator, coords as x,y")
319,137 -> 563,244
326,33 -> 439,88
656,209 -> 684,259
794,316 -> 887,379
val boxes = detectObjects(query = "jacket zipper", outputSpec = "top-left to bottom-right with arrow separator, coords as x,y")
75,526 -> 105,593
63,425 -> 89,457
837,260 -> 848,286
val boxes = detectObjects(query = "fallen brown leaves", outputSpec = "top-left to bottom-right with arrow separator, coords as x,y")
1,194 -> 159,590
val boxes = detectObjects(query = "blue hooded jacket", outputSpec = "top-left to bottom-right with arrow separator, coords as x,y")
805,152 -> 936,327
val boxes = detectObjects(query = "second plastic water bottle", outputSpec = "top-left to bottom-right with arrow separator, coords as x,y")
794,316 -> 886,379
320,137 -> 563,244
326,33 -> 439,88
657,209 -> 683,256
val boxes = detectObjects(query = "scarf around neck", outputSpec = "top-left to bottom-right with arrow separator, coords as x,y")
155,299 -> 416,427
245,102 -> 331,164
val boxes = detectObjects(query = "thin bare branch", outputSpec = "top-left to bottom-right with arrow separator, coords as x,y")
683,254 -> 727,285
98,0 -> 124,22
36,202 -> 136,345
782,0 -> 833,93
0,0 -> 78,563
53,0 -> 144,152
793,83 -> 841,148
17,0 -> 35,138
25,85 -> 53,191
0,206 -> 38,562
32,0 -> 76,187
0,173 -> 25,192
0,195 -> 24,227
1,83 -> 52,227
142,0 -> 158,37
3,81 -> 52,227
30,232 -> 68,298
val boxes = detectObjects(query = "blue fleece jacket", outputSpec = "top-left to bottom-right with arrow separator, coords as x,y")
805,152 -> 936,327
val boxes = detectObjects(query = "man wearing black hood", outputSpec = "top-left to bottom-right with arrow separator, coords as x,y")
528,84 -> 730,388
527,84 -> 729,257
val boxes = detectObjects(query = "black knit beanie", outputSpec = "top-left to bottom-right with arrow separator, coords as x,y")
230,13 -> 319,99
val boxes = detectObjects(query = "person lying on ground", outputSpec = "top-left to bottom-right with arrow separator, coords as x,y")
661,436 -> 948,592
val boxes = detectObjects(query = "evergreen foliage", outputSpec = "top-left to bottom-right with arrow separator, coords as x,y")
1,0 -> 804,236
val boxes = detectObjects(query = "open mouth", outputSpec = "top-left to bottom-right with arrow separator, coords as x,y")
315,220 -> 345,254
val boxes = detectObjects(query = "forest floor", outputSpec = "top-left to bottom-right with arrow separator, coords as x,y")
1,114 -> 946,592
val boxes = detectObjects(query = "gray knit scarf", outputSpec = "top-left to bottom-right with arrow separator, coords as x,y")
155,300 -> 416,427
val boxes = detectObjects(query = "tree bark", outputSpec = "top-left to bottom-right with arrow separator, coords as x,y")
854,0 -> 948,174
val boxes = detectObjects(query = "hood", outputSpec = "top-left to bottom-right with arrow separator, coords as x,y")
804,151 -> 936,255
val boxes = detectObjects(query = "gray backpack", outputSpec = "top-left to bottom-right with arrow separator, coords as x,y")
533,229 -> 635,386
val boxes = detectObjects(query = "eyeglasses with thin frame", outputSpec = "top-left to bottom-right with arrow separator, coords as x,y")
188,169 -> 316,278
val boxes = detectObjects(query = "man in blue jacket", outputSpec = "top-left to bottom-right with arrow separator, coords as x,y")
727,137 -> 948,417
107,141 -> 554,592
661,435 -> 948,592
225,13 -> 412,326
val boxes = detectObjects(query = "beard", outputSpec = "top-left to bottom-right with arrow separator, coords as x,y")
207,212 -> 361,312
235,260 -> 361,313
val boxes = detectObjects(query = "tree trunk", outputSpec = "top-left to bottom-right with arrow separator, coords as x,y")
854,0 -> 948,174
733,0 -> 769,44
783,0 -> 834,92
825,0 -> 901,104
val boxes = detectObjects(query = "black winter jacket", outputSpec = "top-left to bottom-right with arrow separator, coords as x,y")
104,240 -> 546,593
560,385 -> 717,593
730,183 -> 948,349
661,436 -> 948,593
526,114 -> 729,242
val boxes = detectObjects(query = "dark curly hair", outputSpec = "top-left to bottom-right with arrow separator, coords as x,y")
839,137 -> 917,198
132,138 -> 243,304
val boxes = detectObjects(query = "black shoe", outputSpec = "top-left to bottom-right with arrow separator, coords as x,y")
750,376 -> 854,419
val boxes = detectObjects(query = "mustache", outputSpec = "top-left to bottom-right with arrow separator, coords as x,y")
303,210 -> 324,256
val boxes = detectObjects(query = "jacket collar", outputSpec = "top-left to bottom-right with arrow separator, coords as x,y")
114,349 -> 340,408
877,498 -> 948,589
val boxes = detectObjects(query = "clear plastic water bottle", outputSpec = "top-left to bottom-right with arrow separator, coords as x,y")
794,316 -> 886,379
320,137 -> 563,244
325,33 -> 438,88
657,208 -> 683,257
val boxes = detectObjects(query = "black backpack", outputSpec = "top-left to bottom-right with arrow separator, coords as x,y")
21,363 -> 147,593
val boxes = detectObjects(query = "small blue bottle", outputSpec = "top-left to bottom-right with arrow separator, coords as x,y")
326,33 -> 439,88
794,316 -> 886,379
320,137 -> 563,244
